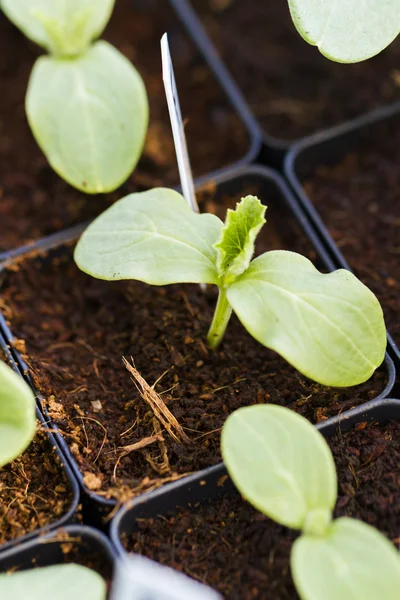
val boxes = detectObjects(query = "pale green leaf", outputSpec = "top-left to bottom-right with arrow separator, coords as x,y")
0,564 -> 106,600
26,41 -> 148,194
291,517 -> 400,600
215,195 -> 266,285
74,188 -> 223,285
1,0 -> 115,56
221,404 -> 337,530
227,250 -> 386,386
288,0 -> 400,63
0,360 -> 36,467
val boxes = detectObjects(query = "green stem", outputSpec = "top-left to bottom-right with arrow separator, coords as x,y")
207,288 -> 233,349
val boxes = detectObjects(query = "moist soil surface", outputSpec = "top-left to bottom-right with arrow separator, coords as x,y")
0,0 -> 247,253
0,185 -> 388,503
192,0 -> 400,140
126,419 -> 400,600
302,118 -> 400,350
0,424 -> 74,546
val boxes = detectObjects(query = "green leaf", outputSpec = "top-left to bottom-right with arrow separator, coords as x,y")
215,195 -> 266,285
0,360 -> 36,467
291,518 -> 400,600
227,250 -> 386,386
26,41 -> 148,194
74,188 -> 223,285
1,0 -> 115,56
0,564 -> 106,600
288,0 -> 400,63
221,404 -> 337,531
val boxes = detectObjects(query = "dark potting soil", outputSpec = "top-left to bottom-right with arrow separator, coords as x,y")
0,186 -> 388,503
0,424 -> 74,546
0,0 -> 247,252
126,420 -> 400,600
191,0 -> 400,140
302,118 -> 400,350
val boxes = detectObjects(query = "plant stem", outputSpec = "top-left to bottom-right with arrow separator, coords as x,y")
207,288 -> 233,349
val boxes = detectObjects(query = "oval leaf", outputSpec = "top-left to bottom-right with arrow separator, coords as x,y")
227,250 -> 386,386
0,360 -> 36,467
1,0 -> 115,55
74,188 -> 223,285
221,405 -> 337,530
26,40 -> 148,194
291,517 -> 400,600
0,564 -> 106,600
288,0 -> 400,63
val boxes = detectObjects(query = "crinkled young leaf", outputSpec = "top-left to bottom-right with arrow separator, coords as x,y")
227,250 -> 386,386
0,360 -> 36,467
215,195 -> 266,285
26,41 -> 148,194
0,564 -> 106,600
291,518 -> 400,600
288,0 -> 400,63
221,405 -> 337,531
74,188 -> 223,285
1,0 -> 115,56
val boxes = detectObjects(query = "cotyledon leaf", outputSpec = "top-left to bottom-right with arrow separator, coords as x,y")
0,360 -> 36,467
74,188 -> 223,285
0,564 -> 106,600
288,0 -> 400,63
226,250 -> 386,386
26,40 -> 148,194
1,0 -> 115,56
291,518 -> 400,600
221,405 -> 337,531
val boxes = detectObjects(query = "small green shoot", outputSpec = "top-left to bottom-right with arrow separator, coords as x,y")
74,189 -> 386,387
0,360 -> 36,467
288,0 -> 400,63
1,0 -> 148,193
222,404 -> 400,600
0,564 -> 106,600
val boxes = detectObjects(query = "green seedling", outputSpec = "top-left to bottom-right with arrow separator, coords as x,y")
74,189 -> 386,387
0,360 -> 36,467
288,0 -> 400,63
222,404 -> 400,600
1,0 -> 148,193
0,564 -> 106,600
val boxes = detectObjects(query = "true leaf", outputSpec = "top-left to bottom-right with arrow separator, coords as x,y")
26,40 -> 148,194
227,250 -> 386,386
1,0 -> 115,56
74,188 -> 223,285
0,360 -> 36,467
291,517 -> 400,600
221,404 -> 337,531
288,0 -> 400,63
0,564 -> 106,600
215,195 -> 266,285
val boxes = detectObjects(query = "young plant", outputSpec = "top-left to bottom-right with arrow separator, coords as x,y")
0,564 -> 106,600
288,0 -> 400,63
0,360 -> 36,467
74,189 -> 386,387
0,0 -> 148,193
222,404 -> 400,600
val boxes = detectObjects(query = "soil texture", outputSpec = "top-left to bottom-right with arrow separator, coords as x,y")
0,0 -> 247,252
303,118 -> 400,350
191,0 -> 400,140
0,184 -> 388,503
0,424 -> 74,546
127,419 -> 400,600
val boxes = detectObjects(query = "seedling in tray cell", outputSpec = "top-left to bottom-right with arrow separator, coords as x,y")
74,189 -> 386,387
1,0 -> 148,193
288,0 -> 400,63
222,403 -> 400,600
